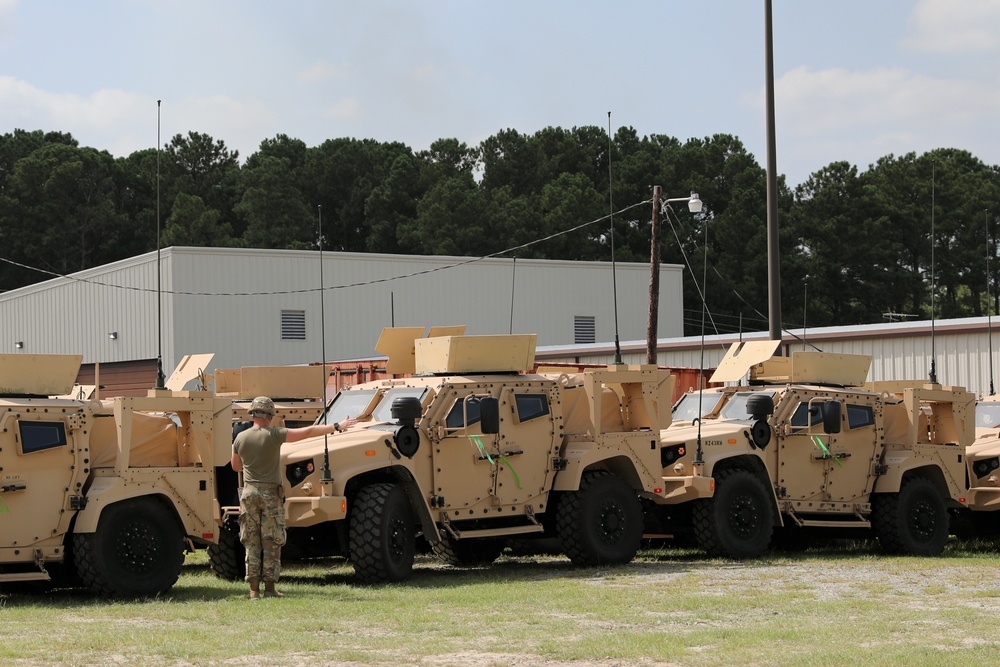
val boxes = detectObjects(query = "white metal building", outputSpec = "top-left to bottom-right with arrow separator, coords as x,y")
536,316 -> 1000,398
0,246 -> 684,387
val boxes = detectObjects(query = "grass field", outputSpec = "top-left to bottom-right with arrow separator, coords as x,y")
3,540 -> 1000,667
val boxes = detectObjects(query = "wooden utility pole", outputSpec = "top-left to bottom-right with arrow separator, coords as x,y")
647,185 -> 662,364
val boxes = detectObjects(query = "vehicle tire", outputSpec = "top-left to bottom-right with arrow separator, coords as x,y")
871,477 -> 949,556
207,516 -> 245,581
349,483 -> 416,584
693,468 -> 774,558
73,498 -> 184,599
557,470 -> 643,566
431,537 -> 504,567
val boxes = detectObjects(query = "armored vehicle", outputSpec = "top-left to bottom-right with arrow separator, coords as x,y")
211,326 -> 674,584
0,353 -> 232,598
648,340 -> 973,558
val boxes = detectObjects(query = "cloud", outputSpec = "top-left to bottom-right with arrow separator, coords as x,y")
745,65 -> 1000,180
0,76 -> 279,161
296,61 -> 350,84
903,0 -> 1000,54
324,98 -> 361,121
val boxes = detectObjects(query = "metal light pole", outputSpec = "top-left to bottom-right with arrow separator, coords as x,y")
764,0 -> 783,348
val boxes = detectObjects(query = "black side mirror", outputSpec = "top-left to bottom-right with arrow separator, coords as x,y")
479,397 -> 500,434
822,400 -> 842,434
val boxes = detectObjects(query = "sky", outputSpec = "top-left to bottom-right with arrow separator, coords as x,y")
1,0 -> 999,189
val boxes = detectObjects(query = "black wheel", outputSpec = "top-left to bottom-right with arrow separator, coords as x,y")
693,468 -> 774,558
73,499 -> 184,598
872,477 -> 949,555
557,471 -> 643,566
349,484 -> 416,584
431,537 -> 504,567
207,516 -> 245,581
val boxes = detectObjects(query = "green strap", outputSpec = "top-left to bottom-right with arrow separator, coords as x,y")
811,435 -> 843,468
0,494 -> 8,514
498,455 -> 523,489
469,435 -> 494,464
469,435 -> 522,488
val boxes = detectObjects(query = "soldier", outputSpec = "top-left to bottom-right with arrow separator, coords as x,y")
231,396 -> 357,599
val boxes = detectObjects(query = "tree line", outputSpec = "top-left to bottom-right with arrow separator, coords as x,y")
0,127 -> 997,336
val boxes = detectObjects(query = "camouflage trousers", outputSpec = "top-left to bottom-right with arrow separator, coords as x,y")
239,483 -> 286,583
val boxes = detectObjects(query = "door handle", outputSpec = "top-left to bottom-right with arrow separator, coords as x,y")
1,484 -> 26,492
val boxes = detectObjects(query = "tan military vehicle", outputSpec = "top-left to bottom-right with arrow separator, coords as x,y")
0,353 -> 232,598
648,340 -> 974,557
210,326 -> 674,584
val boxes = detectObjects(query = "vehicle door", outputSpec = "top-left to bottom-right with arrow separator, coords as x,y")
490,386 -> 560,508
777,393 -> 879,506
427,386 -> 503,513
0,412 -> 85,551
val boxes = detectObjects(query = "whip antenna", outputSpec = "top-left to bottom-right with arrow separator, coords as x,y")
929,162 -> 938,384
608,111 -> 622,364
988,208 -> 995,396
318,205 -> 333,482
154,100 -> 165,389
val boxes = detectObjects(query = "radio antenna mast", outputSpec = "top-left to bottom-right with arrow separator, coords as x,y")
318,205 -> 333,482
608,111 -> 622,364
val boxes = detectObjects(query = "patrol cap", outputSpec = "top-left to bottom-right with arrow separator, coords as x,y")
249,396 -> 275,417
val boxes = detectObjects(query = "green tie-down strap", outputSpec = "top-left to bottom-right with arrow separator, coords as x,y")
469,435 -> 523,489
811,435 -> 843,468
0,494 -> 9,514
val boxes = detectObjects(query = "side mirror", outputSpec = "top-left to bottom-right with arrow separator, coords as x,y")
479,397 -> 500,434
822,400 -> 842,434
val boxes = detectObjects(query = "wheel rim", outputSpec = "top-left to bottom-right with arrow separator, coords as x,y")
728,493 -> 761,539
907,496 -> 938,543
115,520 -> 160,574
387,515 -> 408,561
597,498 -> 627,544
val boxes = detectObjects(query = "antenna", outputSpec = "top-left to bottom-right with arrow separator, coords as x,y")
929,161 -> 937,384
509,256 -> 516,334
153,100 -> 165,390
318,204 -> 333,482
988,208 -> 995,396
607,111 -> 622,365
694,206 -> 709,465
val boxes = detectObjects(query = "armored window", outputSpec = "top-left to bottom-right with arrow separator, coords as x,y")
515,394 -> 549,423
789,403 -> 821,430
574,316 -> 596,344
446,398 -> 482,429
18,421 -> 68,454
280,310 -> 306,341
846,404 -> 875,429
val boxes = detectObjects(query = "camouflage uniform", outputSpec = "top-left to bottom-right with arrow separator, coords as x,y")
233,400 -> 288,588
238,482 -> 285,583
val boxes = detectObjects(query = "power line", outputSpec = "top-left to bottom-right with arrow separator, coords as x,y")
0,200 -> 652,297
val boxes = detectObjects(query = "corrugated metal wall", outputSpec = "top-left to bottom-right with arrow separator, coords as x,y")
536,319 -> 1000,398
1,247 -> 684,382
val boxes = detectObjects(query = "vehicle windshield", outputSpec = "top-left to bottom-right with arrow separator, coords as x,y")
672,391 -> 722,422
718,392 -> 777,420
977,400 -> 1000,429
320,389 -> 377,425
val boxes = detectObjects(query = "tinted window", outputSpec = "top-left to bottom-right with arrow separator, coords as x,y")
673,391 -> 722,422
19,421 -> 68,454
515,394 -> 549,422
846,404 -> 875,429
446,399 -> 481,429
789,403 -> 820,430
